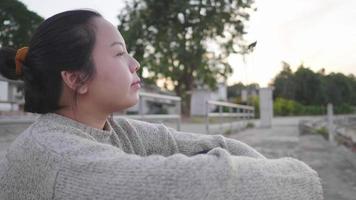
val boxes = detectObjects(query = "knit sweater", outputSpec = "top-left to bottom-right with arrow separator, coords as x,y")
0,113 -> 323,200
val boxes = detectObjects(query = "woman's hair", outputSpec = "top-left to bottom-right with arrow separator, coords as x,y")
0,9 -> 102,114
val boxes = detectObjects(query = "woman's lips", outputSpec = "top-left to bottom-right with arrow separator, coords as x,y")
131,79 -> 141,89
131,79 -> 141,86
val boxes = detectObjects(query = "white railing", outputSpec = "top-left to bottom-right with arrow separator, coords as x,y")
205,100 -> 255,134
113,92 -> 182,130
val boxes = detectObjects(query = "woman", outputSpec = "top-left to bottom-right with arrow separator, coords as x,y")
0,10 -> 322,200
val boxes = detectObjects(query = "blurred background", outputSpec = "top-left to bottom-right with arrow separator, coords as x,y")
1,0 -> 356,199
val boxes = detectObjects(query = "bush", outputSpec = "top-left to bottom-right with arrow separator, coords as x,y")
334,103 -> 354,114
316,127 -> 329,140
272,97 -> 354,116
246,122 -> 255,128
251,96 -> 260,118
274,98 -> 305,116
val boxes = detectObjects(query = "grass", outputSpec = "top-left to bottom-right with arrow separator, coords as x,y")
246,122 -> 255,128
316,127 -> 329,140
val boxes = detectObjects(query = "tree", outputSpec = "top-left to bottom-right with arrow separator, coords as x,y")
118,0 -> 255,115
271,62 -> 356,108
324,73 -> 353,105
293,65 -> 325,105
227,82 -> 259,104
272,61 -> 296,100
227,82 -> 245,99
0,0 -> 43,48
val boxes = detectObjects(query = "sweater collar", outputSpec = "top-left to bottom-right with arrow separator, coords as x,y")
39,112 -> 114,140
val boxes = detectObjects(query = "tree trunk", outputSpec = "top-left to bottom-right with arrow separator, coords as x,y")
178,74 -> 194,117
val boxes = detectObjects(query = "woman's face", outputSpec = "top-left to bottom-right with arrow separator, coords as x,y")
86,17 -> 141,113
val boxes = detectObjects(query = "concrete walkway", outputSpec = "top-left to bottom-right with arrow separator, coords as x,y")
226,119 -> 356,200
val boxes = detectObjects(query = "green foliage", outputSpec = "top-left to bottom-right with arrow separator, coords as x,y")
293,66 -> 326,105
0,0 -> 43,48
334,103 -> 354,114
273,64 -> 326,105
246,122 -> 254,128
212,105 -> 230,113
251,95 -> 259,118
272,62 -> 296,100
227,82 -> 245,98
223,129 -> 232,135
117,0 -> 255,114
274,97 -> 326,116
274,97 -> 302,116
316,127 -> 329,140
273,97 -> 354,116
301,105 -> 326,115
227,82 -> 259,100
271,62 -> 356,114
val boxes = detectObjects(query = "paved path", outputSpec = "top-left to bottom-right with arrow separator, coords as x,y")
226,119 -> 356,200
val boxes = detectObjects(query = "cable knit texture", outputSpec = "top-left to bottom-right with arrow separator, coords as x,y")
0,113 -> 323,200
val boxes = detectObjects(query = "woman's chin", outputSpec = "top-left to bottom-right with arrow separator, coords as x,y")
110,97 -> 139,113
127,96 -> 139,108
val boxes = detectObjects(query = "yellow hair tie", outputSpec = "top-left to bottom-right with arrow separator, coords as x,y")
15,47 -> 29,76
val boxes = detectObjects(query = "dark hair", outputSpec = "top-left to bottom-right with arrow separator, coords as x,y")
0,9 -> 102,114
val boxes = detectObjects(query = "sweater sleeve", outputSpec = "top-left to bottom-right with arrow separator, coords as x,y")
119,118 -> 264,158
165,125 -> 265,158
53,146 -> 323,200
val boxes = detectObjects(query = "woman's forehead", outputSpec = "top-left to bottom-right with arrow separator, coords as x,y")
93,17 -> 125,47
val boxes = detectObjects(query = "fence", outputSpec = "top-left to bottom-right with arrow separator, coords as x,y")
205,100 -> 255,134
113,91 -> 182,130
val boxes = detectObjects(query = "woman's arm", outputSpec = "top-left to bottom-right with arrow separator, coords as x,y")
115,117 -> 264,158
165,125 -> 265,158
54,146 -> 322,200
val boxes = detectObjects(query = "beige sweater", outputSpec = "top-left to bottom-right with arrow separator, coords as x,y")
0,113 -> 323,199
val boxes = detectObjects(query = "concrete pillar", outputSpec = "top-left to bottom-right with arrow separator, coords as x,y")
241,89 -> 248,103
0,81 -> 8,100
259,87 -> 273,128
327,103 -> 336,145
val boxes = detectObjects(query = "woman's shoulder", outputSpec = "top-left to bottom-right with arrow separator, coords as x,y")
7,117 -> 115,160
111,116 -> 168,133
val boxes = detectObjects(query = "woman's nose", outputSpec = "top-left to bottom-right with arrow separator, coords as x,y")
130,56 -> 140,73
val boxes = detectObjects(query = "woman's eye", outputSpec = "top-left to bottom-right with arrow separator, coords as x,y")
116,52 -> 125,56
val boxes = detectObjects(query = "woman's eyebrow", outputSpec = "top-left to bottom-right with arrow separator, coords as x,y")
110,41 -> 124,47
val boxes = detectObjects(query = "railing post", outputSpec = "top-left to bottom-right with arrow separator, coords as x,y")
205,101 -> 209,134
219,105 -> 223,130
139,95 -> 144,119
177,100 -> 181,131
229,107 -> 233,131
327,103 -> 336,145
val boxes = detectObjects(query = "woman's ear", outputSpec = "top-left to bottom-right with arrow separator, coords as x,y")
60,71 -> 88,94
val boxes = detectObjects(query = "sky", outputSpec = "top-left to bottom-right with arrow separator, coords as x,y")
18,0 -> 356,87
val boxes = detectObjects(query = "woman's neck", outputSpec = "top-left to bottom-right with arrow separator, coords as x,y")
55,108 -> 108,130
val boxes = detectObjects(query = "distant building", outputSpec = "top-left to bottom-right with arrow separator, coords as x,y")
190,81 -> 227,116
0,75 -> 24,112
241,87 -> 259,104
